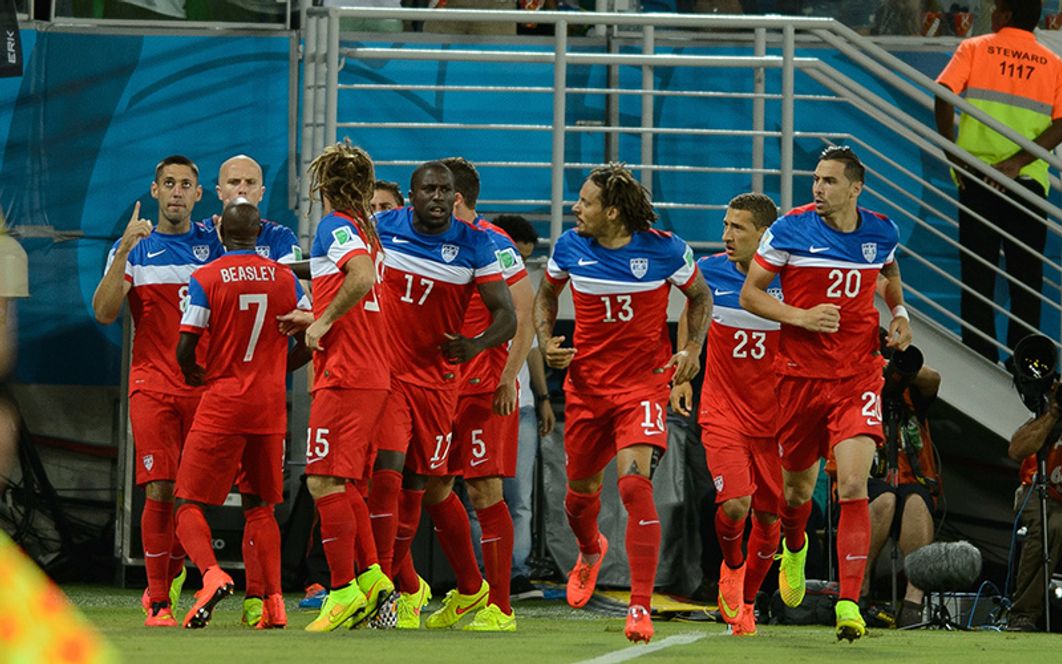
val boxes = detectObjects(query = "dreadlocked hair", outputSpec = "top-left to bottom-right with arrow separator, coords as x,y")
308,139 -> 380,251
587,163 -> 657,234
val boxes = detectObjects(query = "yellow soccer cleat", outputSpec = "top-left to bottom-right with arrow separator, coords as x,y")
396,575 -> 432,629
348,564 -> 396,629
776,537 -> 808,608
463,603 -> 516,632
304,584 -> 367,633
425,579 -> 490,629
241,597 -> 263,628
835,599 -> 866,642
169,566 -> 187,614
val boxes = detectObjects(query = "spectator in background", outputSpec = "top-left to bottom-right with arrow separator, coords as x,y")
934,0 -> 1062,365
372,180 -> 405,213
422,0 -> 519,35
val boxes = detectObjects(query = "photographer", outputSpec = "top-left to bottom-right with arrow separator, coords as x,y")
1006,387 -> 1062,632
862,358 -> 941,628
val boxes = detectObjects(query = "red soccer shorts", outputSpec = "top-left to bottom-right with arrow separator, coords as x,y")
129,390 -> 201,485
563,389 -> 669,482
176,430 -> 285,505
374,378 -> 459,477
449,391 -> 518,479
700,422 -> 783,515
776,370 -> 885,473
306,388 -> 389,481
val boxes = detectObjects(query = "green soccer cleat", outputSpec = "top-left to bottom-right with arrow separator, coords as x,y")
241,597 -> 263,628
347,564 -> 396,630
776,536 -> 808,608
304,583 -> 367,633
396,576 -> 432,629
463,603 -> 516,632
169,565 -> 187,614
835,599 -> 866,642
425,579 -> 490,629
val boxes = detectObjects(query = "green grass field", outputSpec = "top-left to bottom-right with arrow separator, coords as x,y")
68,585 -> 1058,664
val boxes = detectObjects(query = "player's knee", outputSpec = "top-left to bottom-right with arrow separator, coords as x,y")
871,491 -> 896,516
783,484 -> 814,507
569,476 -> 603,496
466,477 -> 503,510
145,480 -> 175,502
241,493 -> 268,511
423,475 -> 455,506
721,497 -> 751,521
306,474 -> 342,499
836,476 -> 868,501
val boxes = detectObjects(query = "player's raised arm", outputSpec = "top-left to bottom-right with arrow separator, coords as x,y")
304,253 -> 375,352
879,260 -> 912,350
443,279 -> 516,363
740,261 -> 840,333
93,201 -> 151,324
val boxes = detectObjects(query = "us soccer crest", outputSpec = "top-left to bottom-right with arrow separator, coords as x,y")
255,246 -> 271,258
629,257 -> 649,279
142,454 -> 154,472
441,244 -> 459,263
861,242 -> 877,262
713,474 -> 724,493
193,245 -> 210,262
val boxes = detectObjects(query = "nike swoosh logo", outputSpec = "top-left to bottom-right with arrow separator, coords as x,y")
369,513 -> 393,519
577,258 -> 598,266
719,596 -> 741,619
393,236 -> 410,244
638,519 -> 660,526
714,289 -> 735,296
429,460 -> 446,469
845,554 -> 867,561
721,534 -> 742,541
321,537 -> 339,544
757,552 -> 775,559
469,458 -> 489,467
144,551 -> 169,558
147,249 -> 166,258
641,429 -> 663,436
454,590 -> 488,615
808,246 -> 830,253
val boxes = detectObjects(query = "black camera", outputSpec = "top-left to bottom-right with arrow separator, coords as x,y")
883,345 -> 924,402
1012,334 -> 1060,415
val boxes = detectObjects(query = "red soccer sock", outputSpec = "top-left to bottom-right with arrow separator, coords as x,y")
242,515 -> 265,598
618,475 -> 660,610
316,491 -> 356,589
744,516 -> 781,604
564,487 -> 603,556
394,552 -> 420,593
367,470 -> 402,575
392,487 -> 424,585
142,498 -> 175,604
244,506 -> 282,596
346,483 -> 378,571
476,500 -> 514,614
714,509 -> 747,569
175,503 -> 218,575
426,492 -> 483,595
780,500 -> 813,552
837,498 -> 871,603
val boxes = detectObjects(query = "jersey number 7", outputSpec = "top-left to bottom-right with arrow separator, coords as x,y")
239,293 -> 268,362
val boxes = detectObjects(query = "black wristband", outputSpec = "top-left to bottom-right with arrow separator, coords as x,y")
534,393 -> 550,405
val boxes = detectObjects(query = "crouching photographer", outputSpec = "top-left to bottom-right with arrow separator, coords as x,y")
1007,334 -> 1062,632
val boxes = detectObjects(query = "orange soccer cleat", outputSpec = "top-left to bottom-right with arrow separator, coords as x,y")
256,594 -> 287,629
566,533 -> 608,609
144,603 -> 178,628
732,603 -> 757,636
182,567 -> 235,629
624,604 -> 653,643
717,561 -> 746,626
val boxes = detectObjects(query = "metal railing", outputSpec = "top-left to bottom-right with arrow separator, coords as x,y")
301,7 -> 1062,360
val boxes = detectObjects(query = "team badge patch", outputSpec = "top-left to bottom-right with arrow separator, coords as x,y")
497,247 -> 518,270
441,243 -> 459,263
292,245 -> 303,261
193,245 -> 210,262
142,454 -> 154,472
713,474 -> 724,493
862,242 -> 877,262
255,246 -> 270,258
630,257 -> 649,279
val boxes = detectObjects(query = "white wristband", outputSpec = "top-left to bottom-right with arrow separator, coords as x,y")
891,305 -> 909,320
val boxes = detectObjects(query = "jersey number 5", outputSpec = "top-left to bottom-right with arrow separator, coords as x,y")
239,293 -> 268,362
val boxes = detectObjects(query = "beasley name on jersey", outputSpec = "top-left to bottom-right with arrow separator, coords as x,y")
546,228 -> 698,395
375,207 -> 503,388
308,210 -> 389,392
698,253 -> 781,437
105,222 -> 223,396
203,216 -> 302,263
458,216 -> 528,393
754,203 -> 899,378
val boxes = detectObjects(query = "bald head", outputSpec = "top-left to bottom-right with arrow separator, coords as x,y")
217,155 -> 265,207
220,197 -> 261,249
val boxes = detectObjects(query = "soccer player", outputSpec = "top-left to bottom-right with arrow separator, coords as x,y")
671,193 -> 782,637
371,180 -> 404,213
293,141 -> 397,633
739,146 -> 912,642
92,155 -> 223,628
174,199 -> 310,629
441,157 -> 534,631
370,161 -> 516,630
533,163 -> 710,643
209,153 -> 306,626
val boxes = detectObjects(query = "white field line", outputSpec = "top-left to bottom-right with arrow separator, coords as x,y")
575,631 -> 725,664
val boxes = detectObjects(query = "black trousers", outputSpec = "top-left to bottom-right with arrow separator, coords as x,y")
957,177 -> 1047,363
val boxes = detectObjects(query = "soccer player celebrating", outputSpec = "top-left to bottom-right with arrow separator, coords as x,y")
442,157 -> 534,631
371,161 -> 516,630
739,146 -> 911,642
92,156 -> 222,628
173,199 -> 310,629
671,193 -> 783,637
534,163 -> 710,643
293,142 -> 396,633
